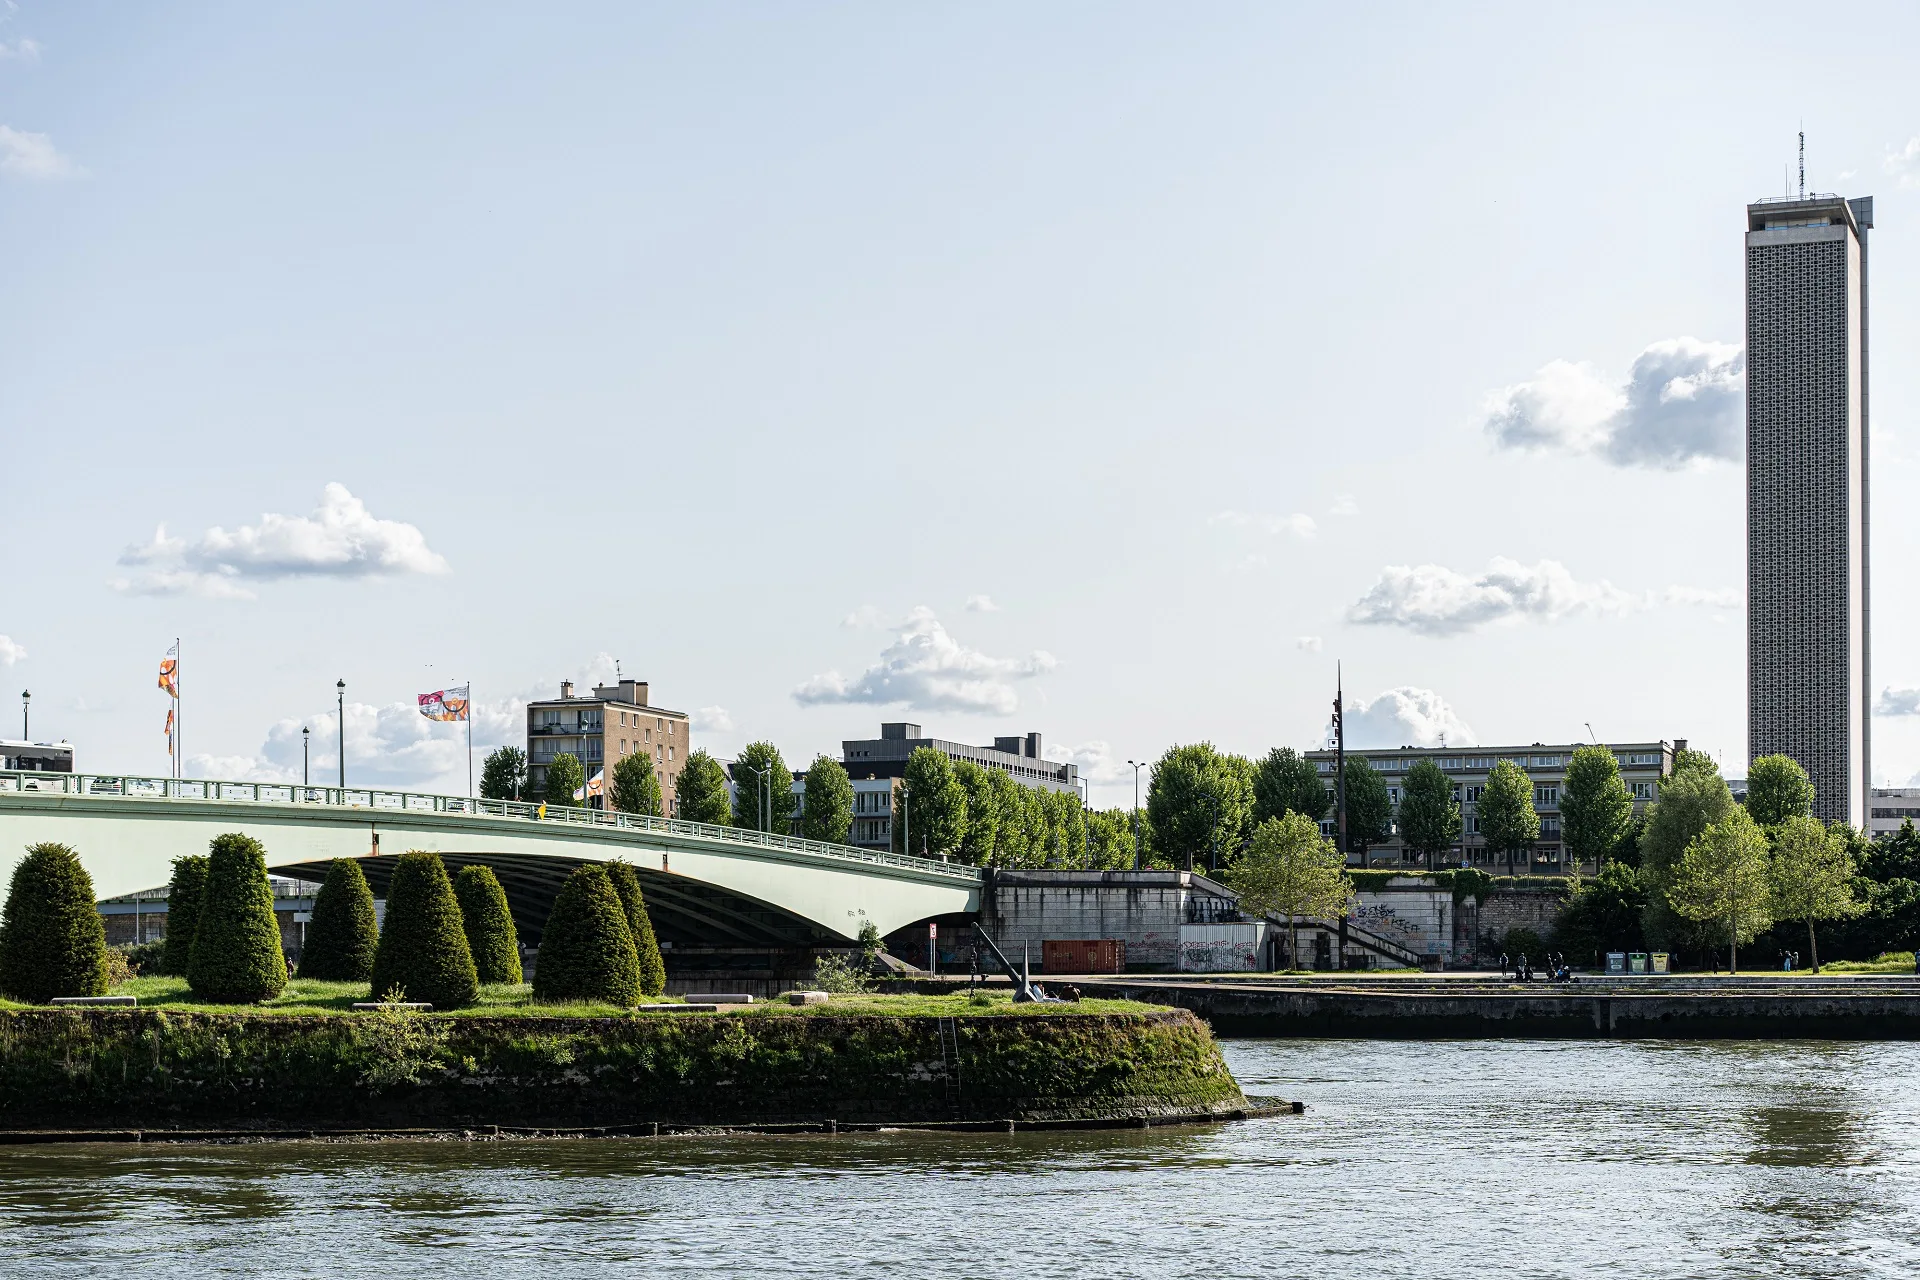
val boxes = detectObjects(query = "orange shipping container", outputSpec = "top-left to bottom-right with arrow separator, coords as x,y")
1042,939 -> 1125,974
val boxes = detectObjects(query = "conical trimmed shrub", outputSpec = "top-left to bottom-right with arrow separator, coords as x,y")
369,850 -> 479,1008
453,865 -> 522,984
0,843 -> 110,1003
605,861 -> 666,998
532,864 -> 640,1006
160,855 -> 209,975
186,833 -> 289,1003
299,859 -> 379,981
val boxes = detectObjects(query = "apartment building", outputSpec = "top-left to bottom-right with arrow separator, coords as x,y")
526,679 -> 691,813
831,722 -> 1081,851
1302,740 -> 1681,874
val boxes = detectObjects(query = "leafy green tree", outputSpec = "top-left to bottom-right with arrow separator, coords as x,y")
1086,807 -> 1137,870
982,769 -> 1025,864
604,862 -> 667,998
452,865 -> 522,984
609,752 -> 664,817
1612,813 -> 1648,869
160,854 -> 209,975
1561,744 -> 1634,869
299,858 -> 378,981
0,842 -> 109,1003
533,864 -> 641,1006
542,752 -> 585,808
1666,808 -> 1774,972
1550,862 -> 1646,965
1768,815 -> 1863,972
1341,757 -> 1394,858
1639,766 -> 1734,952
1396,759 -> 1460,870
1252,746 -> 1329,825
368,850 -> 479,1008
857,919 -> 885,970
1224,814 -> 1352,969
1746,754 -> 1816,828
1477,759 -> 1540,875
1056,790 -> 1089,868
675,749 -> 732,825
800,755 -> 855,844
1670,746 -> 1721,780
187,833 -> 289,1004
479,746 -> 529,801
1147,743 -> 1254,871
895,746 -> 968,857
953,760 -> 1002,865
731,741 -> 794,832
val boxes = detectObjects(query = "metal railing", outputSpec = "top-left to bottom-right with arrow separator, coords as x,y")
0,769 -> 981,882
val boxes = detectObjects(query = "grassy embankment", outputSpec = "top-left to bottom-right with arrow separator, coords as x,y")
0,975 -> 1166,1019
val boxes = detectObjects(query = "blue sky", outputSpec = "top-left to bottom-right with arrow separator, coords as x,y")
5,2 -> 1920,804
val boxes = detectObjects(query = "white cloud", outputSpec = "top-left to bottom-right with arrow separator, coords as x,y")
1210,509 -> 1317,539
694,705 -> 735,732
114,483 -> 449,598
1329,494 -> 1359,517
1347,558 -> 1635,636
1296,636 -> 1322,652
0,37 -> 40,60
0,124 -> 80,180
965,594 -> 1000,613
1335,687 -> 1477,750
0,634 -> 23,665
1838,168 -> 1858,181
793,606 -> 1056,715
1884,138 -> 1920,189
842,605 -> 886,629
1044,739 -> 1132,786
1663,586 -> 1740,608
1484,338 -> 1743,469
1876,688 -> 1920,717
191,691 -> 528,790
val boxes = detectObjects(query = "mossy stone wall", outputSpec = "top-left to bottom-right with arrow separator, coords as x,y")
0,1008 -> 1245,1130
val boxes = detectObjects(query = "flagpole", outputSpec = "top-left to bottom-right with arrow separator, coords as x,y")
174,636 -> 182,781
466,681 -> 474,799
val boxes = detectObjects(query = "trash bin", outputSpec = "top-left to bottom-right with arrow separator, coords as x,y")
1605,952 -> 1627,976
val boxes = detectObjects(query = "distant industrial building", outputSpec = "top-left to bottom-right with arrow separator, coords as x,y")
526,679 -> 690,812
821,723 -> 1081,852
1745,190 -> 1873,825
0,740 -> 73,773
1870,787 -> 1920,840
1303,741 -> 1681,875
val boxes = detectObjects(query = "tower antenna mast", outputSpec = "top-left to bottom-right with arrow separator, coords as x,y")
1798,129 -> 1805,199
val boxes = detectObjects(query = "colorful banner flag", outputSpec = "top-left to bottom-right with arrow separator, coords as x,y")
158,645 -> 179,697
164,708 -> 174,753
576,769 -> 604,803
417,685 -> 470,722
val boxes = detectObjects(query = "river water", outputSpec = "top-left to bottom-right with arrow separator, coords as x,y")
2,1038 -> 1917,1278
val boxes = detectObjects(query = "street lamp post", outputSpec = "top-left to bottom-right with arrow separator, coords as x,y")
336,680 -> 346,788
1126,760 -> 1145,871
900,783 -> 911,859
19,689 -> 27,741
302,727 -> 310,786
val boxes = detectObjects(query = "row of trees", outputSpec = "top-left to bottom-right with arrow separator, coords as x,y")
1548,752 -> 1906,970
0,833 -> 667,1007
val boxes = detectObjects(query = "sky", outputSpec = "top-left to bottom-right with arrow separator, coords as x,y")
5,2 -> 1920,808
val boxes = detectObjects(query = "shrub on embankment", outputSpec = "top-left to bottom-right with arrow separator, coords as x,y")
0,844 -> 110,1004
187,834 -> 289,1004
300,859 -> 379,982
453,866 -> 522,985
369,851 -> 479,1009
0,1007 -> 1246,1130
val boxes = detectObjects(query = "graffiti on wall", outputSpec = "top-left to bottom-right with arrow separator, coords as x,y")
1180,940 -> 1260,973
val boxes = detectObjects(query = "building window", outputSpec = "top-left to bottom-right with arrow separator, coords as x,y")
1535,786 -> 1559,806
1631,782 -> 1655,800
668,746 -> 674,762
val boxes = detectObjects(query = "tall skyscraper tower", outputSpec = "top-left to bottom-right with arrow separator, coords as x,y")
1745,191 -> 1873,824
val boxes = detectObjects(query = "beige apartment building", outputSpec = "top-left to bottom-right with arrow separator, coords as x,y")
526,679 -> 691,813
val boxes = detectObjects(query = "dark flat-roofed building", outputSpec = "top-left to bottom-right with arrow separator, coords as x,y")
841,722 -> 1079,793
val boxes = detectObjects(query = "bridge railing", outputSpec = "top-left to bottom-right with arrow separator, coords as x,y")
0,769 -> 981,882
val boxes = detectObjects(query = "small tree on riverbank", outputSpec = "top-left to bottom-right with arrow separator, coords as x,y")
187,833 -> 289,1003
299,858 -> 378,981
1666,808 -> 1773,972
1224,814 -> 1352,970
675,750 -> 732,825
610,753 -> 664,818
1768,815 -> 1863,972
0,842 -> 110,1003
542,753 -> 585,808
1478,760 -> 1540,876
533,865 -> 640,1006
801,755 -> 855,845
1396,760 -> 1460,871
604,862 -> 666,997
160,855 -> 209,975
369,851 -> 479,1008
453,865 -> 523,984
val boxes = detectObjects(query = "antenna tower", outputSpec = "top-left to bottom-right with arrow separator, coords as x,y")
1798,130 -> 1805,199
